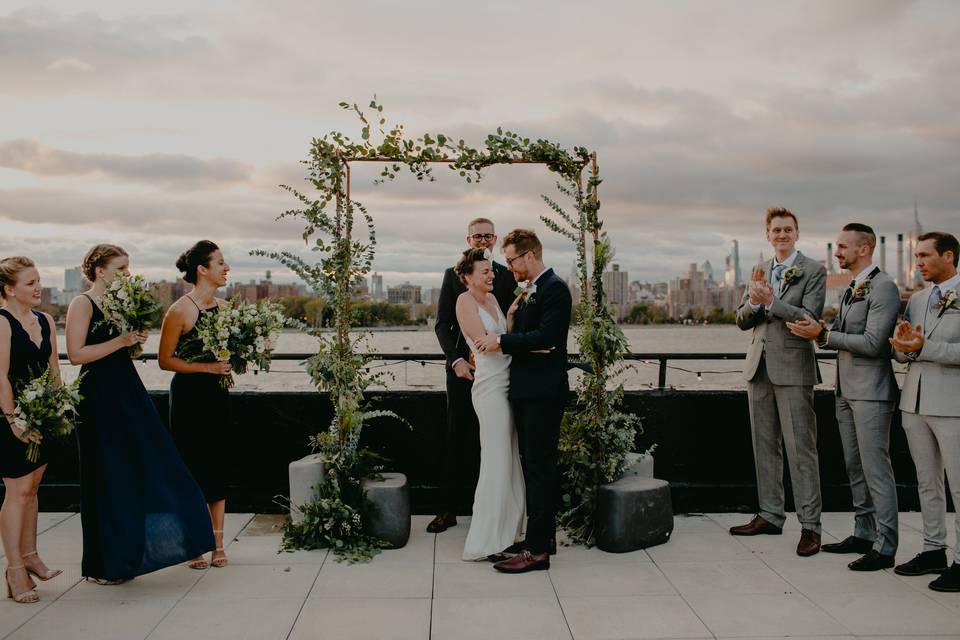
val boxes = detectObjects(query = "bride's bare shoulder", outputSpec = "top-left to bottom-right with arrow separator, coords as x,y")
456,292 -> 476,307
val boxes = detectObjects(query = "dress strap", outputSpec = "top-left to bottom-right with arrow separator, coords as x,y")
186,295 -> 203,312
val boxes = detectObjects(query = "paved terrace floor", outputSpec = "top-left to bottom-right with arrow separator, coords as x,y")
1,512 -> 958,640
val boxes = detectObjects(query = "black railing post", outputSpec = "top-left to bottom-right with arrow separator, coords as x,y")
658,358 -> 667,389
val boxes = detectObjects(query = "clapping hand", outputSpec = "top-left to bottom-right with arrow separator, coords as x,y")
474,332 -> 501,353
748,267 -> 774,306
889,320 -> 925,353
786,315 -> 824,340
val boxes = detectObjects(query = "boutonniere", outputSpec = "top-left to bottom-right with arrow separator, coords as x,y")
851,280 -> 871,301
782,266 -> 803,286
935,289 -> 959,318
482,248 -> 493,261
514,280 -> 537,305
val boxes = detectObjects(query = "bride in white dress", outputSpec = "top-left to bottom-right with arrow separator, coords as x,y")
454,249 -> 526,561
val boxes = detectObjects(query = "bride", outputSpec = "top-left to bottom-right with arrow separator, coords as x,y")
454,248 -> 526,561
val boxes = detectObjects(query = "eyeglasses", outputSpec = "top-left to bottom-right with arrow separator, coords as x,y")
505,251 -> 529,267
469,233 -> 495,242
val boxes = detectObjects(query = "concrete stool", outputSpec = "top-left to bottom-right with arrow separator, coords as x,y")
288,454 -> 326,524
362,472 -> 411,549
596,476 -> 673,553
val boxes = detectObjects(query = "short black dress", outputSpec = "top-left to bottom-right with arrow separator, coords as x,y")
77,295 -> 215,580
169,301 -> 230,503
0,308 -> 51,478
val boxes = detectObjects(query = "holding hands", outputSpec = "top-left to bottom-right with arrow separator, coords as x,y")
749,267 -> 774,307
889,320 -> 925,354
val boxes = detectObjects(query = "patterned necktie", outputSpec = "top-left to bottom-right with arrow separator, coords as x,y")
929,285 -> 942,311
772,264 -> 786,292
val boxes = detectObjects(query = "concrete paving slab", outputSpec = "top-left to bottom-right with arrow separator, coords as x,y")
290,597 -> 431,640
560,595 -> 711,640
433,561 -> 554,598
432,596 -> 572,640
684,592 -> 849,638
148,595 -> 304,640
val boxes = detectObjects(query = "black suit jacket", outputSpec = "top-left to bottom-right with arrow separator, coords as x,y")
435,261 -> 516,373
499,268 -> 572,399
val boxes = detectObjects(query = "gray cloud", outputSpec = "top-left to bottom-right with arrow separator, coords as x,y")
0,139 -> 252,187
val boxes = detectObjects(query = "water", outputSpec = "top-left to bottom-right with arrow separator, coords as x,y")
55,325 -> 859,391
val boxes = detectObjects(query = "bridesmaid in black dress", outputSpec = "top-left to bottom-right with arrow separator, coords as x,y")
65,244 -> 215,584
0,256 -> 62,604
159,240 -> 232,569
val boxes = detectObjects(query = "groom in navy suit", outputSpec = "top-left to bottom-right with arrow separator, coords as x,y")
474,228 -> 572,573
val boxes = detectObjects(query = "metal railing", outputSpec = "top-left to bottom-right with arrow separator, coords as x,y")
58,351 -> 841,389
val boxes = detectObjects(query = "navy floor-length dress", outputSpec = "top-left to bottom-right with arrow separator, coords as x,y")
77,295 -> 214,580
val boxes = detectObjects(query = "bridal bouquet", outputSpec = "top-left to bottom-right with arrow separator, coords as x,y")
99,273 -> 162,358
12,368 -> 84,463
184,299 -> 288,389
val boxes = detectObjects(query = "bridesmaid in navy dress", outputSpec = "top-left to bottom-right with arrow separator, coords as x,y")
65,244 -> 215,584
0,257 -> 62,604
159,240 -> 232,569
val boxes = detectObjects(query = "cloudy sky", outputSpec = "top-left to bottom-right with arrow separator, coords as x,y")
1,0 -> 958,291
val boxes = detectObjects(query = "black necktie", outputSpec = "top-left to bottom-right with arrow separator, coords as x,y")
841,285 -> 854,307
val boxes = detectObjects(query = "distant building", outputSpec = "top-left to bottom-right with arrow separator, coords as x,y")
225,271 -> 307,301
429,287 -> 442,306
371,273 -> 384,300
825,272 -> 854,309
387,282 -> 421,305
603,264 -> 629,306
353,278 -> 370,300
724,240 -> 742,288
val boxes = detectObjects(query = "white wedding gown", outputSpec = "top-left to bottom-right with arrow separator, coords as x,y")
462,304 -> 526,561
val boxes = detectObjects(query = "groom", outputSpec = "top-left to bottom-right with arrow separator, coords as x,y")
475,229 -> 572,573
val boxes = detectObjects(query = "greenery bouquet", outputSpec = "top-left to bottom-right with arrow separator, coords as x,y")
12,368 -> 83,463
183,298 -> 288,389
99,273 -> 162,358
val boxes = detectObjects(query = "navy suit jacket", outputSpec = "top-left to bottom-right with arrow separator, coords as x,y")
499,268 -> 572,399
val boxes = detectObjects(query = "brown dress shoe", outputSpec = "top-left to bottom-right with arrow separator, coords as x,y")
729,515 -> 783,536
426,512 -> 457,533
797,529 -> 821,556
493,550 -> 550,573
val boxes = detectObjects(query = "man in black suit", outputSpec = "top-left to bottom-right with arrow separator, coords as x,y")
428,217 -> 517,533
475,229 -> 573,573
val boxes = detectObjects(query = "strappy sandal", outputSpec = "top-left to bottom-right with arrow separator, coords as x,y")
186,556 -> 209,570
85,577 -> 128,585
6,566 -> 39,603
211,530 -> 228,568
23,550 -> 62,581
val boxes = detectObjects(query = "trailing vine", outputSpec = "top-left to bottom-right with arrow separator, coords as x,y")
258,98 -> 640,559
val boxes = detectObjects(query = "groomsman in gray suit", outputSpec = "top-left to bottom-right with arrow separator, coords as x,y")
890,232 -> 960,593
787,223 -> 900,571
730,208 -> 826,557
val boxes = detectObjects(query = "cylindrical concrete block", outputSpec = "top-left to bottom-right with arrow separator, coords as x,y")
596,476 -> 673,553
362,472 -> 411,549
288,454 -> 325,524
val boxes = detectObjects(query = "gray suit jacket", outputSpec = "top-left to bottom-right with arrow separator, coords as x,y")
822,270 -> 899,402
737,252 -> 826,386
895,284 -> 960,416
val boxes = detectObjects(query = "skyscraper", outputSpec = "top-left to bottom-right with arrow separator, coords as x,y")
371,272 -> 384,300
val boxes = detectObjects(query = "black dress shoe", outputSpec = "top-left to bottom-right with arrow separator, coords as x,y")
426,512 -> 457,533
894,549 -> 948,576
503,538 -> 557,556
929,563 -> 960,592
848,550 -> 895,571
822,535 -> 874,555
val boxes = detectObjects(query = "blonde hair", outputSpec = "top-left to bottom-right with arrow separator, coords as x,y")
0,256 -> 36,299
82,244 -> 128,282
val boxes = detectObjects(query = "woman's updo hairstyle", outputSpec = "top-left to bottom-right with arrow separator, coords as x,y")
0,256 -> 35,299
82,244 -> 128,282
454,248 -> 491,285
176,240 -> 219,285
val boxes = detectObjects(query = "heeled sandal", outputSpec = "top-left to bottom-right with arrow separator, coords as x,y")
211,530 -> 228,568
186,556 -> 209,570
22,550 -> 62,581
5,566 -> 39,604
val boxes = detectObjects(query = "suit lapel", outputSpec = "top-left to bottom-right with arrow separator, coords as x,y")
779,253 -> 803,297
925,285 -> 955,338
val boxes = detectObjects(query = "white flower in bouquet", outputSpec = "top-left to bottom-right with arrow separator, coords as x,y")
98,273 -> 162,358
13,368 -> 84,463
183,298 -> 290,389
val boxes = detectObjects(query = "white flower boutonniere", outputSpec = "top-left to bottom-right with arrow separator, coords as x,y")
782,266 -> 804,286
482,248 -> 493,261
851,280 -> 871,301
514,280 -> 537,305
936,289 -> 959,318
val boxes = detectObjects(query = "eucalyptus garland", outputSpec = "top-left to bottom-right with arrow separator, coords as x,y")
260,98 -> 640,558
